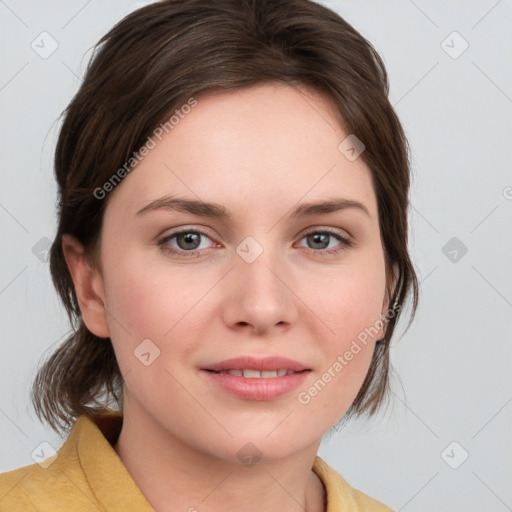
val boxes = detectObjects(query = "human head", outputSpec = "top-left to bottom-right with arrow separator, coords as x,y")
32,0 -> 418,436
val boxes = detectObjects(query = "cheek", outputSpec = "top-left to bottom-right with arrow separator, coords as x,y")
105,255 -> 186,331
102,256 -> 216,367
317,256 -> 386,343
296,258 -> 385,420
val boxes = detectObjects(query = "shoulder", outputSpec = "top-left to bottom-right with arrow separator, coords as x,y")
0,456 -> 101,511
0,461 -> 61,511
0,416 -> 103,511
313,456 -> 394,512
1,463 -> 36,511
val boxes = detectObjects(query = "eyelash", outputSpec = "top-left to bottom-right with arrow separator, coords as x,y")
157,227 -> 353,258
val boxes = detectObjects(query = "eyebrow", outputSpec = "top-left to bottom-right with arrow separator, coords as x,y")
135,195 -> 370,219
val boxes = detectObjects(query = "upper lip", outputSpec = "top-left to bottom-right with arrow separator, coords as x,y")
202,356 -> 310,372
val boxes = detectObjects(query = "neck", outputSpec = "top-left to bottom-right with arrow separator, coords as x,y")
113,394 -> 326,512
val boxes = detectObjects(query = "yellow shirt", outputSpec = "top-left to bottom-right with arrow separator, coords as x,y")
0,411 -> 393,511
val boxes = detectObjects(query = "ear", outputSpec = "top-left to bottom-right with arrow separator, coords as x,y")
62,234 -> 110,338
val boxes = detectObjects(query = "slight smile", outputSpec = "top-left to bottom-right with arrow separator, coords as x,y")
201,356 -> 311,400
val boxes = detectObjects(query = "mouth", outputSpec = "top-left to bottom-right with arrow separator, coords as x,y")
202,355 -> 310,375
200,356 -> 311,400
203,368 -> 309,378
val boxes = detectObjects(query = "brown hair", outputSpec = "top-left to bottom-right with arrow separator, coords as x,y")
32,0 -> 418,434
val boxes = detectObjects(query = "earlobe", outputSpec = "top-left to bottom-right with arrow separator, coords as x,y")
61,234 -> 110,338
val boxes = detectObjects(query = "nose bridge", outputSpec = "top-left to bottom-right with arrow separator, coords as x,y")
239,248 -> 281,294
225,236 -> 296,332
236,238 -> 285,301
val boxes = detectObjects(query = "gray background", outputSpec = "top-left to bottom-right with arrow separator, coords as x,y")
1,1 -> 511,510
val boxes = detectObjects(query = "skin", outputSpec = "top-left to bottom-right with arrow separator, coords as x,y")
63,82 -> 391,512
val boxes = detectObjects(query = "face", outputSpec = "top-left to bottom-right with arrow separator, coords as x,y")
86,83 -> 388,462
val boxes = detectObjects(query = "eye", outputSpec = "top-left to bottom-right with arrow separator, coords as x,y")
158,228 -> 216,256
296,229 -> 352,255
158,227 -> 353,258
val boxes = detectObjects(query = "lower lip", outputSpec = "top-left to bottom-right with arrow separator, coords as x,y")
200,370 -> 310,400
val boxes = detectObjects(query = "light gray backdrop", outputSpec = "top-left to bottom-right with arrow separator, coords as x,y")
1,1 -> 511,510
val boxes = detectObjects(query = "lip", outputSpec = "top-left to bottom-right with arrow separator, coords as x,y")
202,356 -> 310,373
200,356 -> 311,401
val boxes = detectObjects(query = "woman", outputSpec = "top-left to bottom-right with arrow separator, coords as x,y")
0,0 -> 418,510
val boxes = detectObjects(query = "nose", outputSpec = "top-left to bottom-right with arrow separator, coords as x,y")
221,246 -> 298,336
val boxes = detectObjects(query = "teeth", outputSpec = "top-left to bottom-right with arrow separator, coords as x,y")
243,369 -> 262,378
216,369 -> 297,378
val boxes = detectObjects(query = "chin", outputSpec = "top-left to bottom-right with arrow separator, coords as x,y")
208,428 -> 317,466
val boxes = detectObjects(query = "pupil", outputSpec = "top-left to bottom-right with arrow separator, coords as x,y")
178,232 -> 200,250
309,233 -> 329,249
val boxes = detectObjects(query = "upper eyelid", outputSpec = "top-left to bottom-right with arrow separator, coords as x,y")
160,225 -> 214,238
160,224 -> 350,237
300,226 -> 351,237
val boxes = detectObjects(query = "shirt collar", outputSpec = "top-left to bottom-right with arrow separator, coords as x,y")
71,410 -> 347,512
73,410 -> 154,511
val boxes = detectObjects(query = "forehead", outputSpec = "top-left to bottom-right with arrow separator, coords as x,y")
106,82 -> 377,222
